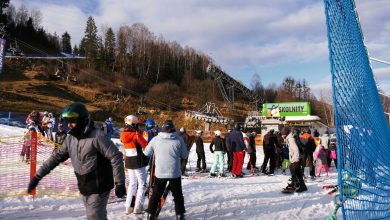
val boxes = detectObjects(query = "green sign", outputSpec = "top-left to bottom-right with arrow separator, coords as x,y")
262,102 -> 311,117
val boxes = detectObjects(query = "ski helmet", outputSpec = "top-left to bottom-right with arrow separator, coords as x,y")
161,120 -> 175,133
61,102 -> 89,124
145,119 -> 155,129
124,115 -> 138,126
214,130 -> 221,136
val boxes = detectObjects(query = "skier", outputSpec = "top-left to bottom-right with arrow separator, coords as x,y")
179,127 -> 194,176
27,102 -> 126,220
209,130 -> 226,177
227,124 -> 246,178
225,128 -> 233,172
280,140 -> 290,175
300,128 -> 316,179
246,131 -> 258,172
282,127 -> 307,193
121,115 -> 149,215
194,130 -> 206,172
143,119 -> 158,142
314,145 -> 330,177
144,120 -> 188,220
261,129 -> 278,176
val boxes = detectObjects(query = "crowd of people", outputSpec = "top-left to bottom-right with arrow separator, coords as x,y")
24,102 -> 337,220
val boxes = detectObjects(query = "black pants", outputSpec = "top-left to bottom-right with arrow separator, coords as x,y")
303,152 -> 315,177
196,152 -> 206,170
290,162 -> 306,189
180,158 -> 188,174
261,146 -> 275,174
227,151 -> 233,172
147,177 -> 185,215
327,150 -> 337,168
247,152 -> 257,170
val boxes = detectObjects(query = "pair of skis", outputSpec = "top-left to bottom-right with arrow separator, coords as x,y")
148,155 -> 170,218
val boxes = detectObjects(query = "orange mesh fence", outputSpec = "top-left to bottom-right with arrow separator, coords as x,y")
0,131 -> 125,202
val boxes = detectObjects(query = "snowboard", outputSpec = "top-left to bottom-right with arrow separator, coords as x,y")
281,187 -> 295,194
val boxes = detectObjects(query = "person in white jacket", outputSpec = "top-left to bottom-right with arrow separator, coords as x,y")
282,127 -> 307,193
144,120 -> 188,220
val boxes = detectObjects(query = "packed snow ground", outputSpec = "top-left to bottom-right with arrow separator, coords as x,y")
0,124 -> 340,220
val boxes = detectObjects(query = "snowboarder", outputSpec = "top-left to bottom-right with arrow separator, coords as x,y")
195,130 -> 206,172
121,115 -> 149,215
282,127 -> 307,193
209,130 -> 226,177
27,102 -> 126,220
144,120 -> 188,220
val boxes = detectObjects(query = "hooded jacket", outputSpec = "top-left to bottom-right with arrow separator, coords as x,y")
144,132 -> 188,178
286,133 -> 300,163
36,120 -> 125,196
227,129 -> 246,152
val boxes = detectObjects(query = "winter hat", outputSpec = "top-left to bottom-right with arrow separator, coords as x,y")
269,129 -> 275,133
195,130 -> 202,135
161,120 -> 175,133
214,130 -> 221,136
179,127 -> 186,133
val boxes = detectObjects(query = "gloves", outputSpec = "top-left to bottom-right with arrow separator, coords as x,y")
115,184 -> 126,198
27,175 -> 41,194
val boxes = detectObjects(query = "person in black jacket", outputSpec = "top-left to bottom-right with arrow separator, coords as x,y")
195,130 -> 206,172
246,131 -> 258,171
53,123 -> 67,154
27,102 -> 126,220
209,130 -> 226,177
225,129 -> 233,172
261,129 -> 278,175
300,128 -> 317,179
179,127 -> 194,176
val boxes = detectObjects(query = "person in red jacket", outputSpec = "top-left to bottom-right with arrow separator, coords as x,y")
120,115 -> 149,215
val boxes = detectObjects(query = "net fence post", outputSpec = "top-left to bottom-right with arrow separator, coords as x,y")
30,131 -> 38,197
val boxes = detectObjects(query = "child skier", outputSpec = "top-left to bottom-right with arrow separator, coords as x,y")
280,142 -> 290,175
314,145 -> 330,177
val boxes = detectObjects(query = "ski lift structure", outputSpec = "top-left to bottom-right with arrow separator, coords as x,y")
7,39 -> 24,57
185,102 -> 233,125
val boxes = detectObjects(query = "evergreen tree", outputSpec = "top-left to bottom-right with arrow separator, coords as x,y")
104,27 -> 115,67
0,0 -> 10,22
73,44 -> 79,55
61,31 -> 72,53
83,16 -> 98,66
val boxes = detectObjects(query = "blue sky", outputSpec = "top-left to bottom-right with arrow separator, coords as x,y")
12,0 -> 390,96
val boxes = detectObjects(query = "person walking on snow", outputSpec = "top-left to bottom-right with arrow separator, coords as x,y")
144,120 -> 189,220
300,128 -> 316,179
120,115 -> 149,215
27,102 -> 126,220
209,130 -> 226,177
195,130 -> 206,172
227,124 -> 246,178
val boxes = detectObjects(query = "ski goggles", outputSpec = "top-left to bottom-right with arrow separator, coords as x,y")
61,111 -> 79,123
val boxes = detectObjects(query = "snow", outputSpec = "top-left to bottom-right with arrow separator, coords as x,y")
0,124 -> 340,220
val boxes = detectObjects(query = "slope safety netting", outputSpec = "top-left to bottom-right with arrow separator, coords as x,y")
0,132 -> 121,202
324,0 -> 390,219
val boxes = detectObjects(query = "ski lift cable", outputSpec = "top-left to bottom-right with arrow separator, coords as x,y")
369,57 -> 390,65
12,38 -> 182,111
11,38 -> 248,117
